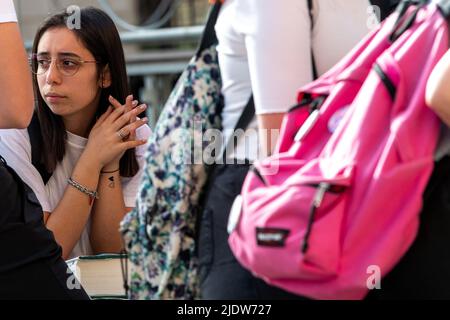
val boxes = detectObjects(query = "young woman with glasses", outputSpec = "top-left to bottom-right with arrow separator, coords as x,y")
0,7 -> 151,261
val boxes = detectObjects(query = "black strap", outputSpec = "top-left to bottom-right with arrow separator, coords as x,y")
369,0 -> 401,21
232,96 -> 255,136
307,0 -> 318,80
373,63 -> 397,100
389,0 -> 431,42
27,113 -> 52,184
391,1 -> 428,42
196,2 -> 222,58
222,96 -> 255,162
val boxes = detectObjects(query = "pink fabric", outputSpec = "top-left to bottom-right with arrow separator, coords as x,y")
229,4 -> 447,300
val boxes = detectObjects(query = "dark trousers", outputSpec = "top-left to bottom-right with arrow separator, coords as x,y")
197,163 -> 307,300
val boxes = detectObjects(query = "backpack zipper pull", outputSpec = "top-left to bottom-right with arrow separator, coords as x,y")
294,96 -> 326,142
294,109 -> 320,142
302,182 -> 330,254
313,182 -> 329,207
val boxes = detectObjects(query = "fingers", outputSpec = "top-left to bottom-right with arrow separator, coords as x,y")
108,94 -> 132,110
121,138 -> 148,150
113,104 -> 147,131
116,117 -> 148,141
114,135 -> 148,156
127,119 -> 137,142
93,106 -> 113,128
128,123 -> 137,141
127,98 -> 138,137
125,95 -> 136,115
107,95 -> 137,124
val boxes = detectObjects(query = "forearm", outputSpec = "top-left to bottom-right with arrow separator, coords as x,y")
45,154 -> 101,259
257,113 -> 285,157
90,169 -> 127,254
0,23 -> 33,128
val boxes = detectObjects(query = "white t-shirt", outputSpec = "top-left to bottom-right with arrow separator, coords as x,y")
0,0 -> 17,23
0,125 -> 151,259
217,0 -> 373,161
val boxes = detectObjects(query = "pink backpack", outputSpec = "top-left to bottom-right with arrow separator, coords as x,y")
228,0 -> 450,300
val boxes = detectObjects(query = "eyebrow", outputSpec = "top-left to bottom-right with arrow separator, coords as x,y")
36,52 -> 82,59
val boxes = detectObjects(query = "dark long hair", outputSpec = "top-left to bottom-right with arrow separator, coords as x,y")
31,6 -> 138,177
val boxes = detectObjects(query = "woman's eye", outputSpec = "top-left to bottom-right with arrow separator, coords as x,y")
62,60 -> 78,67
38,59 -> 50,67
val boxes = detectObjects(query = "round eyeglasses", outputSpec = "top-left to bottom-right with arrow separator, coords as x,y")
29,54 -> 100,77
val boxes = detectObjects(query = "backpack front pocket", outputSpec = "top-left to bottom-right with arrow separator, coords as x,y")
230,162 -> 354,281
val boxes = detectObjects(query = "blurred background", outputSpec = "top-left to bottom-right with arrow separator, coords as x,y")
14,0 -> 210,128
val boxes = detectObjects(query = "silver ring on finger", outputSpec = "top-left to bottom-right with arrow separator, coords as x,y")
117,129 -> 129,140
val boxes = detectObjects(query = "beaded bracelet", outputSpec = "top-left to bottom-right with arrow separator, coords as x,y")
67,177 -> 99,204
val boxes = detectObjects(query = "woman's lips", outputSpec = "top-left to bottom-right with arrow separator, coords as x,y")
45,94 -> 66,103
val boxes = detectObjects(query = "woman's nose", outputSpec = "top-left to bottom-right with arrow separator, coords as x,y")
45,60 -> 62,85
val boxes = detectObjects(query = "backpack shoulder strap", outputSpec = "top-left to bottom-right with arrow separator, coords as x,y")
233,96 -> 255,136
222,96 -> 255,162
196,1 -> 222,57
27,113 -> 52,184
307,0 -> 314,14
307,0 -> 318,80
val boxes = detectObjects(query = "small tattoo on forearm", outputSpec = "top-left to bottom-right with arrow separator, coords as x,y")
108,176 -> 115,188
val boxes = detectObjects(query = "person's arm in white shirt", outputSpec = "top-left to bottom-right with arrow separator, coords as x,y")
0,0 -> 34,129
244,0 -> 313,156
248,0 -> 372,156
0,129 -> 51,211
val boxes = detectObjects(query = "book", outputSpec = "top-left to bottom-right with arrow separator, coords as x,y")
66,253 -> 130,299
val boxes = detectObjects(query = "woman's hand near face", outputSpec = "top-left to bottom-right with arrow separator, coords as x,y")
101,95 -> 148,172
81,95 -> 148,170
